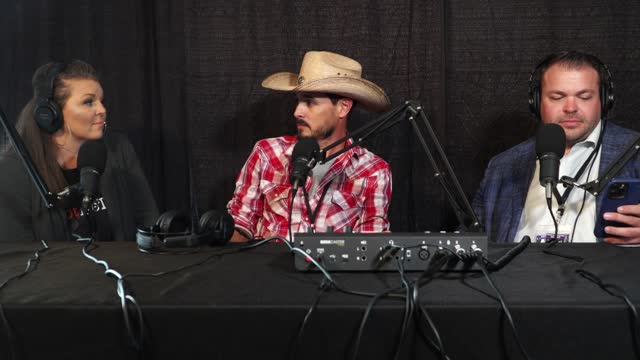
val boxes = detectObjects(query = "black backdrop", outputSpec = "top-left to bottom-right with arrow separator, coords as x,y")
2,0 -> 640,233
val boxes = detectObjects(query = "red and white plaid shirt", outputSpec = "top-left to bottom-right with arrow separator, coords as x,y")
227,136 -> 392,240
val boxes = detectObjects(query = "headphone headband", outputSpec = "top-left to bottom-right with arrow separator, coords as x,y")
136,209 -> 234,252
527,51 -> 615,121
44,63 -> 65,99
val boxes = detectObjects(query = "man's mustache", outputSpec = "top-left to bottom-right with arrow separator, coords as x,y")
296,120 -> 310,128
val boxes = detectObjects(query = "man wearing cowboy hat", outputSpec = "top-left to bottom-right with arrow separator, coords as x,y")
227,51 -> 392,242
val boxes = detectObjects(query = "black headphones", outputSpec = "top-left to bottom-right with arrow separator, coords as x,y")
136,209 -> 234,251
33,63 -> 66,134
528,51 -> 615,121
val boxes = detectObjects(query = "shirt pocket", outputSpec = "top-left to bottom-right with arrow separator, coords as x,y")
261,182 -> 291,218
325,190 -> 363,229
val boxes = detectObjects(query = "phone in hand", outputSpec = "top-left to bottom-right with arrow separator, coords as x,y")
594,179 -> 640,238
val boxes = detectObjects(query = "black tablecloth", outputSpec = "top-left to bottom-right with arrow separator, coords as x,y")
0,241 -> 639,359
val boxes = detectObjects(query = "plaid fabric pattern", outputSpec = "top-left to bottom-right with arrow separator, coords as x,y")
227,136 -> 392,240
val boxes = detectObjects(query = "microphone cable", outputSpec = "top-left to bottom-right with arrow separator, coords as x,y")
76,207 -> 148,357
349,282 -> 406,360
476,255 -> 534,360
575,268 -> 640,360
0,240 -> 50,360
543,121 -> 603,256
350,246 -> 453,360
411,250 -> 453,360
288,277 -> 331,360
568,119 -> 603,243
392,253 -> 414,360
76,236 -> 147,358
288,187 -> 298,242
541,200 -> 584,262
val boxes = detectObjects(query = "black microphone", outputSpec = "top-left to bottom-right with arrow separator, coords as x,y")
77,139 -> 107,210
290,137 -> 320,190
535,123 -> 566,200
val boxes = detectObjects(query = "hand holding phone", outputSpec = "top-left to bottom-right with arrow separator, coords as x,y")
594,179 -> 640,238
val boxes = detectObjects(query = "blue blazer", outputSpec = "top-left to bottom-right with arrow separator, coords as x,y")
472,121 -> 640,243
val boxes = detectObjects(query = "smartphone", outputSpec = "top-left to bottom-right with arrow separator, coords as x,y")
594,179 -> 640,238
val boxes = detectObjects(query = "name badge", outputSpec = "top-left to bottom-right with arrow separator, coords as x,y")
534,224 -> 572,243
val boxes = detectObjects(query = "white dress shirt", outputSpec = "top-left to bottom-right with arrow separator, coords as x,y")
514,121 -> 602,243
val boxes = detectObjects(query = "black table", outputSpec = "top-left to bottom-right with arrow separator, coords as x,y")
0,240 -> 639,359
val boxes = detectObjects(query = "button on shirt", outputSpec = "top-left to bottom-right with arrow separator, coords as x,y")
227,136 -> 392,240
515,121 -> 602,243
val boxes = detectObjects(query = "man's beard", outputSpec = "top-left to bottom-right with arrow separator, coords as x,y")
297,120 -> 335,140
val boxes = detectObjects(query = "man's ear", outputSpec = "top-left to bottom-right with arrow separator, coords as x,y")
337,98 -> 354,118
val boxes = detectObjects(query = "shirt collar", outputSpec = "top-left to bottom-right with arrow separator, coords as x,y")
576,120 -> 602,149
285,136 -> 357,161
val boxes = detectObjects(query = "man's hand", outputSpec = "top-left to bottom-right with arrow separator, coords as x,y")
229,229 -> 251,243
603,204 -> 640,244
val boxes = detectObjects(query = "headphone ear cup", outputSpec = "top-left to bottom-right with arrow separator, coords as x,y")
528,82 -> 541,120
156,209 -> 190,233
600,81 -> 615,119
33,98 -> 63,134
199,210 -> 235,246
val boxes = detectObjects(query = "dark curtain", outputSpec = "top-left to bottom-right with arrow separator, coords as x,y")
2,0 -> 640,233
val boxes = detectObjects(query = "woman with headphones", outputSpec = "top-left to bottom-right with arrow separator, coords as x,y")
0,60 -> 158,242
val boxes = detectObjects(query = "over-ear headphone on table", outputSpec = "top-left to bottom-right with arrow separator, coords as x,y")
136,209 -> 234,251
528,51 -> 615,121
33,63 -> 66,134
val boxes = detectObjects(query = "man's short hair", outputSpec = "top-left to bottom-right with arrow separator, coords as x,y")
528,50 -> 615,119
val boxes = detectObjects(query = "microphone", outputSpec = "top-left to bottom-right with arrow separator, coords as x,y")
77,139 -> 108,210
290,137 -> 319,190
535,123 -> 566,200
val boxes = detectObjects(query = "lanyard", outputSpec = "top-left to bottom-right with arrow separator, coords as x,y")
302,179 -> 333,229
555,122 -> 605,217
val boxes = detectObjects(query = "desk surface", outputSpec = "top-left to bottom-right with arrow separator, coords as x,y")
1,241 -> 639,359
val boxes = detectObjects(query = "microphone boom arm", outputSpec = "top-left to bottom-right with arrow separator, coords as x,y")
317,100 -> 483,232
0,104 -> 55,208
563,133 -> 640,196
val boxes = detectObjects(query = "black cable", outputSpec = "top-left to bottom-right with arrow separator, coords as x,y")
411,251 -> 452,360
349,247 -> 451,360
570,181 -> 590,243
545,122 -> 601,251
126,237 -> 276,279
288,187 -> 298,242
576,268 -> 640,360
289,279 -> 330,360
393,254 -> 413,360
542,198 -> 584,262
569,142 -> 598,243
0,240 -> 50,360
546,195 -> 560,245
302,185 -> 312,226
350,284 -> 405,360
477,257 -> 533,360
347,246 -> 417,360
0,303 -> 18,360
483,236 -> 531,272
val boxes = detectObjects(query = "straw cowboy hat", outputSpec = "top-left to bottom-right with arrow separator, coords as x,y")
261,51 -> 391,112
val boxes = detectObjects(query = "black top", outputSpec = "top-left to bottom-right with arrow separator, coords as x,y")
0,132 -> 159,242
61,168 -> 113,241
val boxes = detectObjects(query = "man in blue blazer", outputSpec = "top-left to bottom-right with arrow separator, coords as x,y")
473,51 -> 640,244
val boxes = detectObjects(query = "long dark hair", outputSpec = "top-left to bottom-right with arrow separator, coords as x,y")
13,60 -> 99,193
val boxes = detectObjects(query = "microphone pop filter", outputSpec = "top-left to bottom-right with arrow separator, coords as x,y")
290,137 -> 320,188
292,137 -> 319,160
78,139 -> 107,173
535,123 -> 566,159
